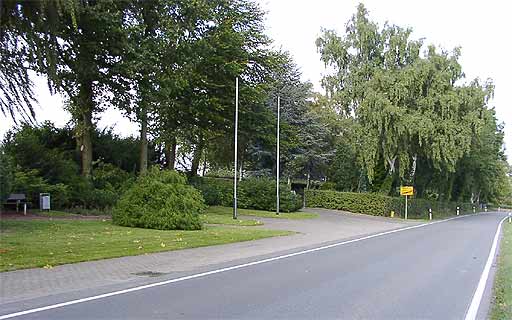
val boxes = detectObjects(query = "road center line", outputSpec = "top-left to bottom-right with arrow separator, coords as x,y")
464,215 -> 509,320
0,213 -> 491,319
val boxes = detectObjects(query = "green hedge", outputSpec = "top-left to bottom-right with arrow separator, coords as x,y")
190,177 -> 302,212
113,167 -> 204,230
305,189 -> 481,218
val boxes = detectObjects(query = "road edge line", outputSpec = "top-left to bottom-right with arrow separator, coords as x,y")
464,215 -> 508,320
0,213 -> 488,319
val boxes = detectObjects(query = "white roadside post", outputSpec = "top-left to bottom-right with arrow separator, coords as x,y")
233,77 -> 239,220
508,213 -> 511,224
429,208 -> 432,221
485,205 -> 488,212
405,195 -> 408,220
276,96 -> 280,216
457,206 -> 460,216
473,206 -> 476,214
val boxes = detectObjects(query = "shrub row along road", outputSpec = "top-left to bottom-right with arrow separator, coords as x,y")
1,211 -> 509,319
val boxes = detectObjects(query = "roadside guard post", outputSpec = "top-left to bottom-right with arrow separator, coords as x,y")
456,206 -> 460,216
400,186 -> 414,220
429,208 -> 432,220
509,213 -> 511,224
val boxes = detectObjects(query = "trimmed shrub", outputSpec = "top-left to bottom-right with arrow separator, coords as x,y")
190,176 -> 302,212
113,167 -> 204,230
305,189 -> 481,218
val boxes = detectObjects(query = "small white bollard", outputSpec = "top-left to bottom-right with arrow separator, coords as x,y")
24,203 -> 27,215
508,213 -> 511,223
456,206 -> 460,216
485,206 -> 488,212
473,206 -> 476,213
429,208 -> 432,220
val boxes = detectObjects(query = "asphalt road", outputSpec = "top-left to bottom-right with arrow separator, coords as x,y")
1,211 -> 509,320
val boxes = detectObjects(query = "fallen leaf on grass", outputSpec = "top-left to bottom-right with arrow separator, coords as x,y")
43,264 -> 53,269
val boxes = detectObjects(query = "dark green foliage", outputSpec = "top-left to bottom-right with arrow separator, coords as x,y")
2,123 -> 137,211
189,177 -> 233,207
190,177 -> 302,212
319,182 -> 336,190
0,148 -> 14,201
305,189 -> 481,218
113,167 -> 204,230
11,169 -> 70,209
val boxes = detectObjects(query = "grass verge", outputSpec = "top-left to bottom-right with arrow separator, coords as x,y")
490,220 -> 512,319
0,219 -> 292,272
207,206 -> 319,219
200,211 -> 263,226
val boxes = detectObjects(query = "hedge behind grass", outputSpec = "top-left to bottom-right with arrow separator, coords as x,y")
190,177 -> 302,212
305,189 -> 481,219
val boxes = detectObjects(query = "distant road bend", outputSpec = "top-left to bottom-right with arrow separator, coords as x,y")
0,211 -> 509,320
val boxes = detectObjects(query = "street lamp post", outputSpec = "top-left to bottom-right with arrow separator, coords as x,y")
276,96 -> 280,216
233,77 -> 239,220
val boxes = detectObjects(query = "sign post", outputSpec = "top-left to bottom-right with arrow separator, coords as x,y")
400,186 -> 414,220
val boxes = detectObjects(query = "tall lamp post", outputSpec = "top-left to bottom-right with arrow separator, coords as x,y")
276,96 -> 280,215
233,77 -> 239,220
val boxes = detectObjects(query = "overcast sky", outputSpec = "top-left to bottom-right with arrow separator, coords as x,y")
1,0 -> 510,162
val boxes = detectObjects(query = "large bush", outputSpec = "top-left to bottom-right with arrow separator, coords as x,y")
305,189 -> 481,218
113,167 -> 204,230
191,177 -> 302,212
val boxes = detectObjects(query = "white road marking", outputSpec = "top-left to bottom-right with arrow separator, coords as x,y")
0,213 -> 491,319
464,215 -> 509,320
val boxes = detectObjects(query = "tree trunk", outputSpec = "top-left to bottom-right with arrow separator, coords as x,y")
165,136 -> 177,170
190,136 -> 204,176
77,80 -> 94,178
139,109 -> 148,175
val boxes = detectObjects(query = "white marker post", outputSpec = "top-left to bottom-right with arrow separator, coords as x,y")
405,195 -> 408,220
473,206 -> 476,214
233,77 -> 239,220
429,208 -> 432,221
508,213 -> 511,223
457,206 -> 460,216
276,96 -> 280,216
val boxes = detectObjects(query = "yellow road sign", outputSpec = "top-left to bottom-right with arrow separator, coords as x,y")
400,186 -> 414,196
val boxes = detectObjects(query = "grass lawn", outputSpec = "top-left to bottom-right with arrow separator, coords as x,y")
206,206 -> 319,219
35,210 -> 86,218
200,211 -> 263,226
491,220 -> 512,320
0,219 -> 292,272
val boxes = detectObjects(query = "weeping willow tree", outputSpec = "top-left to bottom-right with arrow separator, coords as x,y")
0,0 -> 78,122
317,3 -> 496,199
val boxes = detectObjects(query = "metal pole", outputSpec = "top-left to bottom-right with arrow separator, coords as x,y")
233,77 -> 239,220
276,96 -> 280,215
405,195 -> 408,220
